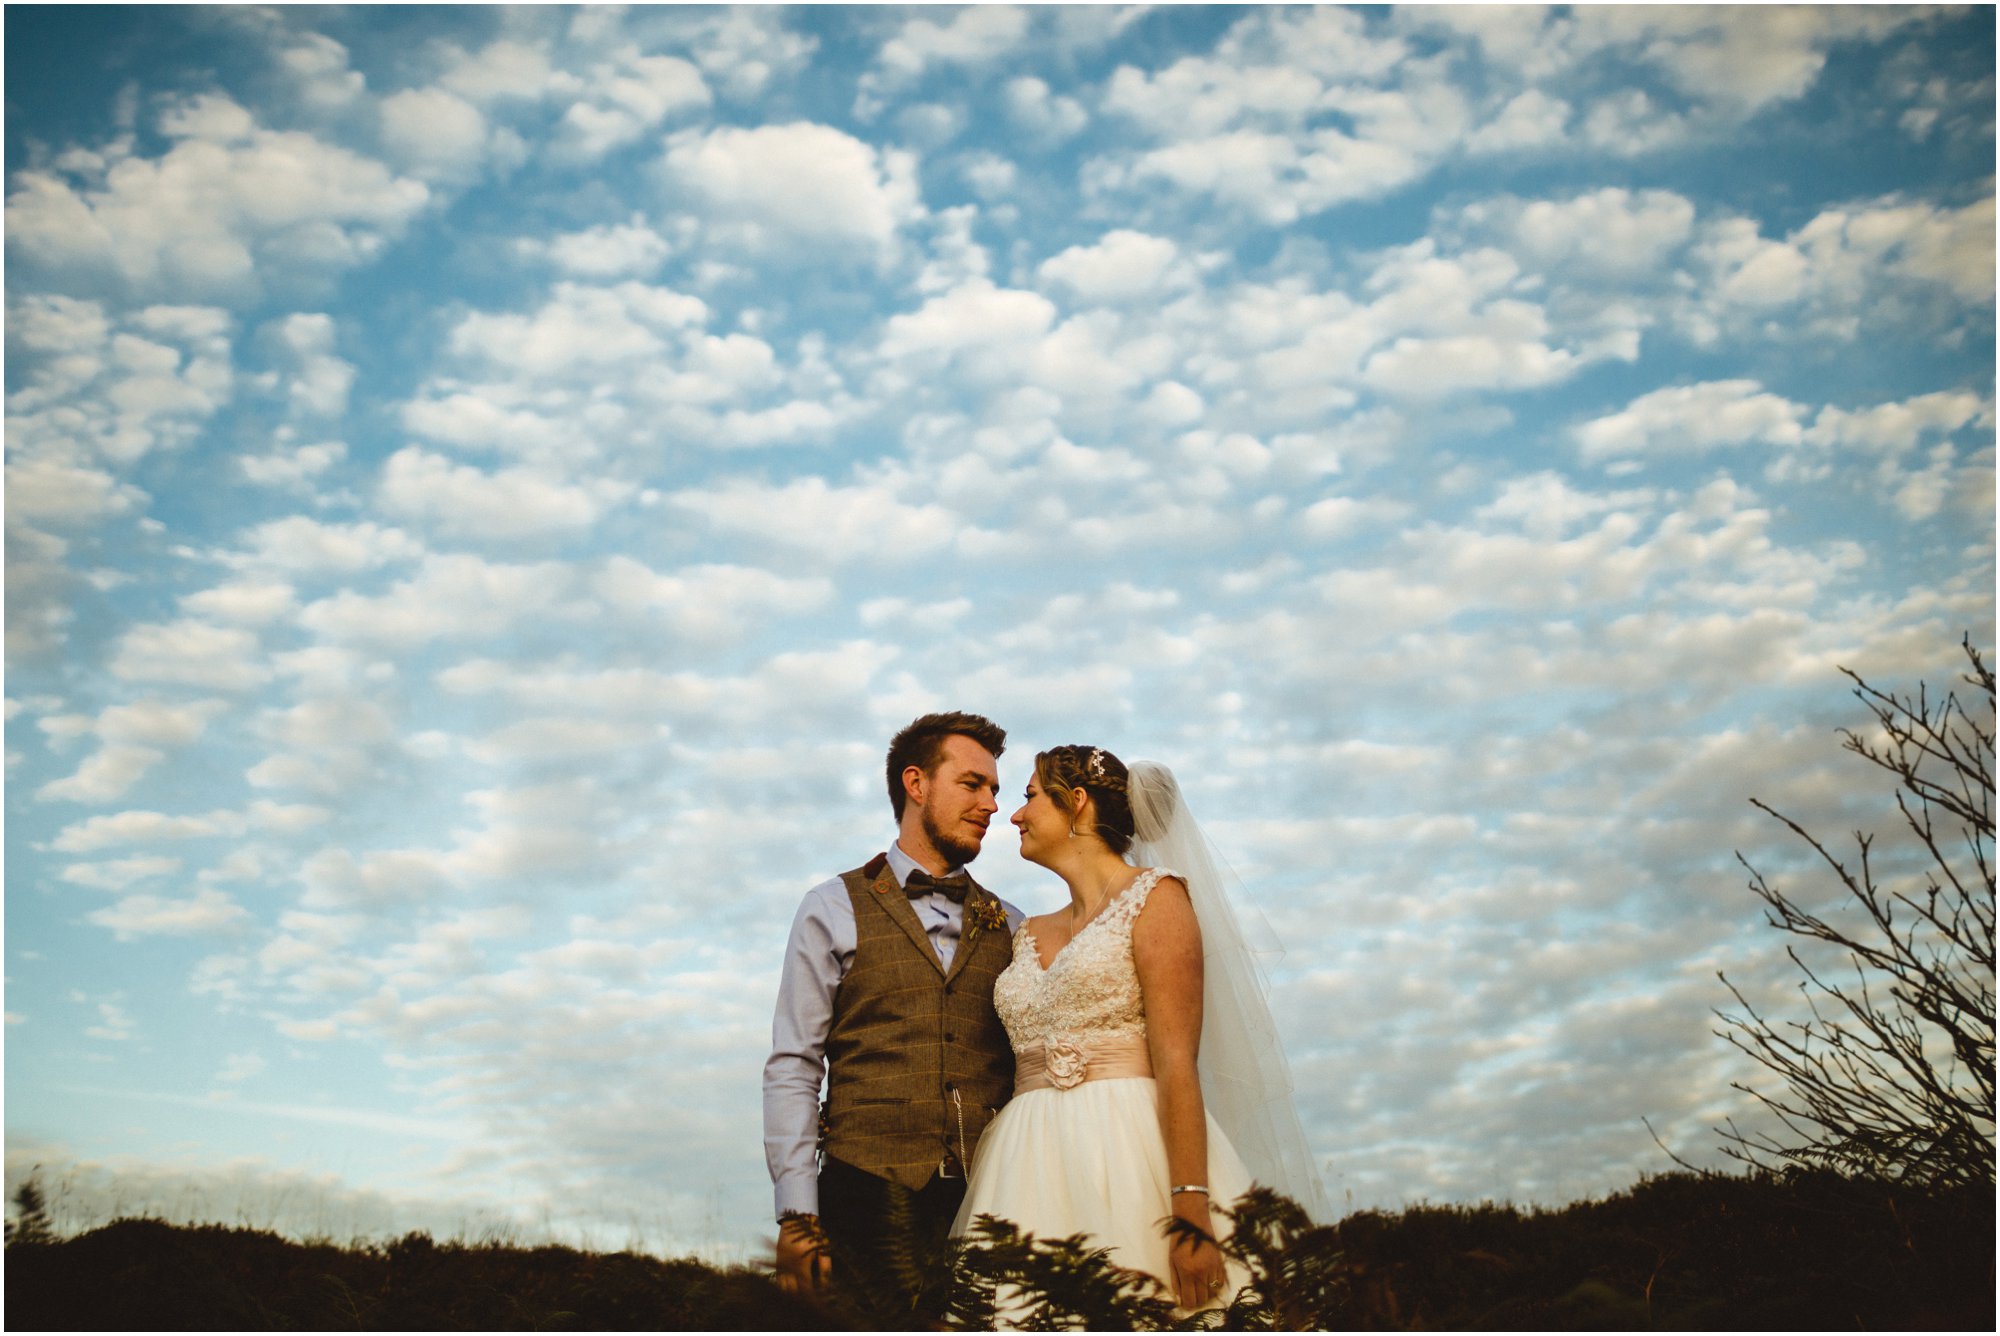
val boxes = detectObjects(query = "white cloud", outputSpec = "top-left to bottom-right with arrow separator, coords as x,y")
959,152 -> 1019,200
246,700 -> 396,794
260,694 -> 397,754
1696,218 -> 1811,308
659,122 -> 922,255
90,888 -> 249,940
259,312 -> 354,419
1798,391 -> 1993,521
1037,231 -> 1187,305
4,456 -> 148,529
298,846 -> 456,910
858,595 -> 973,630
1466,89 -> 1571,154
232,516 -> 424,574
1570,6 -> 1919,114
5,297 -> 233,465
592,557 -> 835,641
108,620 -> 271,691
549,52 -> 710,163
1687,195 -> 1996,343
1093,10 -> 1464,222
1364,332 -> 1583,400
440,38 -> 561,105
248,798 -> 336,834
1793,195 -> 1996,304
465,717 -> 643,764
34,700 -> 223,804
60,855 -> 184,892
447,280 -> 706,377
671,475 -> 960,563
239,438 -> 347,490
277,32 -> 366,115
37,746 -> 166,803
528,217 -> 673,279
182,579 -> 296,625
1477,472 -> 1658,542
1805,392 -> 1988,456
1578,88 -> 1692,157
4,94 -> 429,304
1576,381 -> 1807,463
83,998 -> 137,1041
1103,39 -> 1342,137
297,553 -> 577,648
378,87 -> 491,183
51,808 -> 248,854
376,447 -> 633,541
879,279 -> 1057,360
399,273 -> 836,464
874,5 -> 1031,86
1003,77 -> 1087,144
1461,188 -> 1698,280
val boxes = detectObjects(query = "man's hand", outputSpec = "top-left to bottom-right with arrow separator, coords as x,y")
775,1213 -> 831,1293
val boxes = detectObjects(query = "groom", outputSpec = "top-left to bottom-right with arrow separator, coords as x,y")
763,710 -> 1022,1312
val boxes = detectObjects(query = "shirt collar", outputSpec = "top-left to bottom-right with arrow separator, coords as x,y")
888,840 -> 965,890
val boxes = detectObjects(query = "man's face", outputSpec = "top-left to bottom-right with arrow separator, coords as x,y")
916,733 -> 1001,866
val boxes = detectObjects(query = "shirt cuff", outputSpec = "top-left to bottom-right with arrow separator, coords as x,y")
774,1174 -> 819,1220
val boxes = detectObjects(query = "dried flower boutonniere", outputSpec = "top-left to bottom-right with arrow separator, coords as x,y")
968,895 -> 1008,934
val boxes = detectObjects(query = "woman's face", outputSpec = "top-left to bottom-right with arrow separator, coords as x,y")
1010,775 -> 1070,865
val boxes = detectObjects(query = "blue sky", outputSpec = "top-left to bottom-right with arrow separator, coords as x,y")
5,5 -> 1993,1256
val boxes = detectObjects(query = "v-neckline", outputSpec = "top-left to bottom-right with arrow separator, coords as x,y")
1019,868 -> 1153,973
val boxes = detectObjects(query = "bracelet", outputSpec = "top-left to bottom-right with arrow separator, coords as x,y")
1170,1184 -> 1209,1196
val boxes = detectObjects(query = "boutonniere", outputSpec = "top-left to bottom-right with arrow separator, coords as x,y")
968,895 -> 1008,933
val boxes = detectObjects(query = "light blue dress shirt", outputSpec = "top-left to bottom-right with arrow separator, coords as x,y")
762,841 -> 1025,1218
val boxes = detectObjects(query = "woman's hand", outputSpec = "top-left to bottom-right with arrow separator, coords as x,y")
1168,1226 -> 1228,1309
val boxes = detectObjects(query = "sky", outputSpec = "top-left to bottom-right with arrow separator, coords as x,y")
4,4 -> 1994,1259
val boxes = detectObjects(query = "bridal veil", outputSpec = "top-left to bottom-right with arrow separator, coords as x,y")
1127,760 -> 1330,1222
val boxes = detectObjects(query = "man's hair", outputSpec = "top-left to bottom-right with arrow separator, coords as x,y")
886,711 -> 1006,820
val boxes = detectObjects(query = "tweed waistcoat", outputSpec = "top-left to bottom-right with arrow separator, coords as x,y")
822,853 -> 1016,1189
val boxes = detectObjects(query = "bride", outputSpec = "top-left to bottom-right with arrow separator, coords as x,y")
951,745 -> 1325,1312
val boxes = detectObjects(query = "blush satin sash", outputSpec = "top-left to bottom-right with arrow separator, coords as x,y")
1013,1033 -> 1154,1094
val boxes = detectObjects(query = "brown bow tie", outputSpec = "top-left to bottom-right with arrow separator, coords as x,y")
904,869 -> 972,903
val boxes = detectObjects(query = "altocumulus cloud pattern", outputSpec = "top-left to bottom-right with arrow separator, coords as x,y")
4,5 -> 1993,1255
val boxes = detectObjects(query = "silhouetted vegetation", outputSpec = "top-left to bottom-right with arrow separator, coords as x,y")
1,1213 -> 837,1332
7,1177 -> 55,1247
1721,639 -> 1994,1189
8,1170 -> 1990,1330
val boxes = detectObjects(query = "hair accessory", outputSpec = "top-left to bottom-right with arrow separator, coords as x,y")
1078,745 -> 1127,792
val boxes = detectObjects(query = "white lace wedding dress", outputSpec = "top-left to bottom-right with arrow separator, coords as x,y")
951,867 -> 1252,1309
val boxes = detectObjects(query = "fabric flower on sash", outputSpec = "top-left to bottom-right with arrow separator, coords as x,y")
1043,1036 -> 1088,1090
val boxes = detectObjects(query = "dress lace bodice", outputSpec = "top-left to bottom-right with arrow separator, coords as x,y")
993,867 -> 1178,1050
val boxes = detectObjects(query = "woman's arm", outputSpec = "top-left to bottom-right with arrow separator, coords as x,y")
1133,873 -> 1228,1309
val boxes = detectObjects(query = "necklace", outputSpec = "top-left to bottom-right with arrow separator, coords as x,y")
1067,866 -> 1140,934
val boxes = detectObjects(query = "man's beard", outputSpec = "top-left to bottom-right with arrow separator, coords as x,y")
922,804 -> 984,868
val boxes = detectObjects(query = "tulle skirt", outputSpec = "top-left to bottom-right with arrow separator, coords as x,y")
951,1076 -> 1252,1312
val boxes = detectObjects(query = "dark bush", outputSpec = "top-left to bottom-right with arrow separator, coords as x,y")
6,1172 -> 1989,1331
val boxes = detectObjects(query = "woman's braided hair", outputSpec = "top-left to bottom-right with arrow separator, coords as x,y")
1034,744 -> 1136,855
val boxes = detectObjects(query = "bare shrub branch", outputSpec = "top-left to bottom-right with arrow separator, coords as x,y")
1716,637 -> 1995,1189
